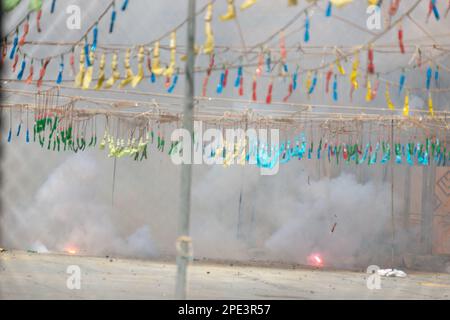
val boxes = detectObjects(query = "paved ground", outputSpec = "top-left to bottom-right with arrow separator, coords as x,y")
0,250 -> 449,299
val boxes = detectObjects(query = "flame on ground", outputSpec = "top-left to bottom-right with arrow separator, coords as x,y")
65,246 -> 78,255
307,253 -> 324,268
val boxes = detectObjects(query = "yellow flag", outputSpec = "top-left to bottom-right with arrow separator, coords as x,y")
428,92 -> 434,116
403,91 -> 409,116
119,49 -> 134,88
350,53 -> 359,89
75,50 -> 85,88
104,53 -> 120,89
241,0 -> 257,10
164,32 -> 177,77
82,51 -> 95,89
365,79 -> 372,101
336,58 -> 346,75
220,0 -> 236,21
152,41 -> 164,76
204,2 -> 215,54
132,46 -> 145,87
385,83 -> 394,110
331,0 -> 354,8
94,53 -> 106,90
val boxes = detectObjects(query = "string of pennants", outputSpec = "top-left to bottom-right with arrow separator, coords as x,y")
1,0 -> 449,118
3,100 -> 449,168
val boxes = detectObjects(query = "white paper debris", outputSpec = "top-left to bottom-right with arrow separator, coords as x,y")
377,269 -> 407,277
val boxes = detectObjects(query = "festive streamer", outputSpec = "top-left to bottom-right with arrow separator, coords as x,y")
252,76 -> 257,101
119,49 -> 134,88
203,2 -> 215,54
146,55 -> 155,83
69,49 -> 75,76
265,50 -> 271,73
403,90 -> 409,116
1,38 -> 7,65
121,0 -> 129,11
385,83 -> 395,110
398,24 -> 405,54
220,0 -> 236,21
19,16 -> 29,47
292,69 -> 298,90
350,52 -> 359,90
3,0 -> 22,12
36,8 -> 42,33
202,54 -> 215,96
365,79 -> 372,101
304,11 -> 310,43
367,45 -> 375,74
75,49 -> 85,88
389,0 -> 401,16
16,121 -> 21,137
280,33 -> 287,63
9,30 -> 18,60
56,55 -> 64,84
168,71 -> 178,93
336,58 -> 346,75
132,46 -> 145,87
326,1 -> 332,16
216,69 -> 226,94
94,53 -> 106,90
91,23 -> 98,52
36,58 -> 50,88
332,74 -> 338,101
308,71 -> 318,95
151,41 -> 164,76
110,4 -> 117,33
241,0 -> 257,10
266,81 -> 273,104
104,53 -> 120,89
428,0 -> 440,21
17,56 -> 26,80
371,77 -> 380,99
82,50 -> 95,89
223,68 -> 229,88
325,65 -> 333,93
25,58 -> 34,84
330,0 -> 354,8
164,32 -> 177,78
399,70 -> 405,94
428,92 -> 434,116
238,73 -> 244,96
12,52 -> 19,72
84,38 -> 91,67
235,64 -> 243,88
434,66 -> 440,87
256,52 -> 264,76
425,65 -> 433,91
283,81 -> 293,102
29,0 -> 42,11
50,0 -> 56,13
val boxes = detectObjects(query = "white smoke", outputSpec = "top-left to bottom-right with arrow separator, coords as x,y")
2,154 -> 158,258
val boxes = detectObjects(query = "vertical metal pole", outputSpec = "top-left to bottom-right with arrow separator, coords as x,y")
175,0 -> 196,300
390,119 -> 396,266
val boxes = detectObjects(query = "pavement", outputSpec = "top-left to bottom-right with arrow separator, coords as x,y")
0,250 -> 449,299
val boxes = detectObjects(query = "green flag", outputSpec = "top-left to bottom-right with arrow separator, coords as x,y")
2,0 -> 22,12
28,0 -> 41,11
